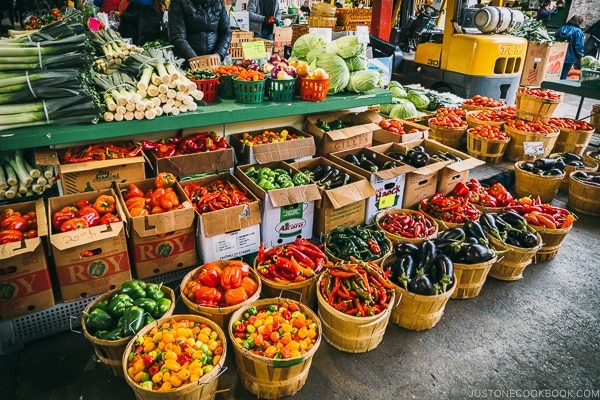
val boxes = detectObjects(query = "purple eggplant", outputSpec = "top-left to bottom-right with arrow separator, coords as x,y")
408,273 -> 434,295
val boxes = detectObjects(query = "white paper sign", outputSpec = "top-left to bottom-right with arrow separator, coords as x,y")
356,26 -> 370,43
524,141 -> 545,157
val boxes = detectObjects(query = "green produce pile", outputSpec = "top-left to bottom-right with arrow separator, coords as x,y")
244,166 -> 311,190
83,280 -> 173,340
508,20 -> 554,44
325,225 -> 390,262
379,81 -> 462,119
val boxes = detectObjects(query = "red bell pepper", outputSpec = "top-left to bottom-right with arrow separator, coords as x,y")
0,229 -> 24,244
121,183 -> 144,200
224,287 -> 248,306
52,207 -> 77,231
220,266 -> 243,290
194,286 -> 222,306
93,195 -> 116,215
78,207 -> 101,227
198,263 -> 222,287
100,212 -> 120,225
60,217 -> 89,232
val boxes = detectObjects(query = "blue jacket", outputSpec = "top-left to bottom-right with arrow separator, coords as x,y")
555,24 -> 585,64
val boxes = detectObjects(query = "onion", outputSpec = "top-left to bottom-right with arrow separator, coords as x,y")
286,66 -> 297,78
270,54 -> 282,63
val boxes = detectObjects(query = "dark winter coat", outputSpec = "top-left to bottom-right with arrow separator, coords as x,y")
555,23 -> 585,64
168,0 -> 232,61
137,4 -> 164,45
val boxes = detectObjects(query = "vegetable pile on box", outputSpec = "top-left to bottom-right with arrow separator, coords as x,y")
420,192 -> 481,224
182,179 -> 253,214
325,225 -> 390,262
451,179 -> 514,208
0,207 -> 38,244
0,150 -> 55,200
141,131 -> 228,158
121,173 -> 183,216
51,193 -> 120,233
255,237 -> 328,282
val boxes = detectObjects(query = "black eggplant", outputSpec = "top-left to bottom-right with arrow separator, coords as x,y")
505,235 -> 522,247
317,167 -> 340,186
500,211 -> 528,231
520,232 -> 539,248
412,145 -> 426,153
381,160 -> 398,170
534,158 -> 557,171
562,152 -> 582,162
391,254 -> 415,290
439,227 -> 466,242
359,157 -> 379,173
552,158 -> 566,170
344,154 -> 361,167
430,254 -> 454,293
520,162 -> 535,172
407,150 -> 430,168
416,240 -> 437,275
542,168 -> 564,177
387,152 -> 407,162
464,220 -> 488,246
324,173 -> 350,189
408,273 -> 434,295
566,160 -> 584,167
311,164 -> 332,181
395,242 -> 419,257
464,243 -> 495,263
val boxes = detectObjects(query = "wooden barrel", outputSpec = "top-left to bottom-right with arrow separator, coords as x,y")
82,285 -> 176,377
504,125 -> 560,161
514,162 -> 563,204
568,171 -> 600,217
180,260 -> 262,330
486,228 -> 543,281
123,315 -> 226,400
316,272 -> 395,353
533,224 -> 574,262
228,298 -> 321,399
515,91 -> 562,122
428,119 -> 468,148
552,126 -> 595,156
452,256 -> 498,299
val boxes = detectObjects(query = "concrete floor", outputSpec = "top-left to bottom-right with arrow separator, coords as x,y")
1,96 -> 599,400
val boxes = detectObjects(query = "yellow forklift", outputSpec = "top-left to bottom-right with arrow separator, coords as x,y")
391,0 -> 528,104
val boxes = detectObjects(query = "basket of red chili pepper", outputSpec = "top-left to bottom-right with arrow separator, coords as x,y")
180,260 -> 262,330
419,192 -> 481,230
254,238 -> 330,309
316,261 -> 396,353
228,298 -> 321,399
375,208 -> 438,245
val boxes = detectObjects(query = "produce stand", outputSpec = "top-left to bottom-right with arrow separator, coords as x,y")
0,89 -> 390,354
540,79 -> 600,120
0,90 -> 392,151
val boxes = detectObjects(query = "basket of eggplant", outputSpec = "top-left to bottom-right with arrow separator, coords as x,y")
480,211 -> 543,281
514,160 -> 565,204
547,152 -> 599,191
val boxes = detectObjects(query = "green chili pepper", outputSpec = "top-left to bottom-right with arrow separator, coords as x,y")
119,279 -> 147,300
84,308 -> 113,331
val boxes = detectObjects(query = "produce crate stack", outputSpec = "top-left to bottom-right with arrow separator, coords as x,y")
308,1 -> 337,28
228,30 -> 254,59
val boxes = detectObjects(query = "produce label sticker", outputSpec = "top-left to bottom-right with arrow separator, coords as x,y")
378,193 -> 396,209
242,41 -> 267,60
524,141 -> 545,157
356,26 -> 370,44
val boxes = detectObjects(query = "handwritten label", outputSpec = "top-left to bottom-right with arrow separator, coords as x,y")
242,41 -> 267,60
524,141 -> 545,157
378,194 -> 396,210
61,230 -> 98,245
356,26 -> 370,44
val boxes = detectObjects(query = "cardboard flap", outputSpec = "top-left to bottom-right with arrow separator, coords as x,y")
50,222 -> 124,251
323,179 -> 375,209
131,203 -> 195,237
58,156 -> 143,173
375,164 -> 415,180
148,147 -> 234,176
0,237 -> 42,260
34,198 -> 49,238
268,185 -> 322,208
253,136 -> 316,163
445,156 -> 486,173
200,202 -> 261,237
325,123 -> 379,141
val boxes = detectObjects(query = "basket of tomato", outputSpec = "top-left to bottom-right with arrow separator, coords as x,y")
428,112 -> 468,148
515,86 -> 563,122
466,124 -> 511,163
503,118 -> 560,161
233,69 -> 267,104
180,259 -> 261,330
548,117 -> 595,156
461,95 -> 506,111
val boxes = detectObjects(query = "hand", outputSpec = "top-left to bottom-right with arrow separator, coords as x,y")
277,21 -> 283,27
267,16 -> 275,25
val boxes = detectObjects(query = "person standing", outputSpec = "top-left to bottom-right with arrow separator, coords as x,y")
536,1 -> 556,21
117,0 -> 140,43
247,0 -> 281,40
168,0 -> 232,64
555,15 -> 586,80
94,0 -> 121,14
136,0 -> 167,45
300,0 -> 310,16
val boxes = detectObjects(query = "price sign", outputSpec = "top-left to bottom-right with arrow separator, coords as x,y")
378,194 -> 396,210
355,26 -> 370,44
242,41 -> 267,60
524,141 -> 545,157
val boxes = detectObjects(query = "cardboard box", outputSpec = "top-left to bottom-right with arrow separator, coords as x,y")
520,41 -> 569,87
230,11 -> 250,31
370,142 -> 447,209
0,199 -> 54,321
273,26 -> 293,53
362,112 -> 430,144
304,110 -> 378,156
235,162 -> 321,247
179,172 -> 261,263
48,189 -> 132,302
329,148 -> 415,224
117,179 -> 197,279
399,139 -> 485,195
58,153 -> 145,195
290,157 -> 376,235
228,126 -> 316,165
145,146 -> 235,178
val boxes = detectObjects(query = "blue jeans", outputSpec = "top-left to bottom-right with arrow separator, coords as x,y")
561,62 -> 574,80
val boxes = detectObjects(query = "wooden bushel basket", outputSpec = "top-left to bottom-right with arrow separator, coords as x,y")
552,125 -> 595,156
374,208 -> 439,247
504,124 -> 560,161
316,270 -> 396,353
568,171 -> 600,217
466,130 -> 511,163
228,298 -> 321,399
180,260 -> 262,330
428,119 -> 468,148
123,315 -> 226,400
514,161 -> 563,204
486,228 -> 543,281
82,285 -> 176,377
515,91 -> 563,122
533,224 -> 574,262
554,153 -> 598,192
451,257 -> 498,299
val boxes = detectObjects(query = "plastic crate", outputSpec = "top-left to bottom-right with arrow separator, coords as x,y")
234,78 -> 266,103
580,68 -> 600,89
299,77 -> 330,101
267,77 -> 297,102
192,77 -> 220,103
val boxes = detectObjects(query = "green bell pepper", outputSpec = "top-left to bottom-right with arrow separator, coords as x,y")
133,297 -> 157,314
107,293 -> 134,317
292,171 -> 311,186
257,167 -> 275,182
101,327 -> 124,341
92,299 -> 109,312
152,297 -> 173,319
119,279 -> 147,300
145,283 -> 165,301
84,308 -> 113,331
257,178 -> 278,191
121,305 -> 146,336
